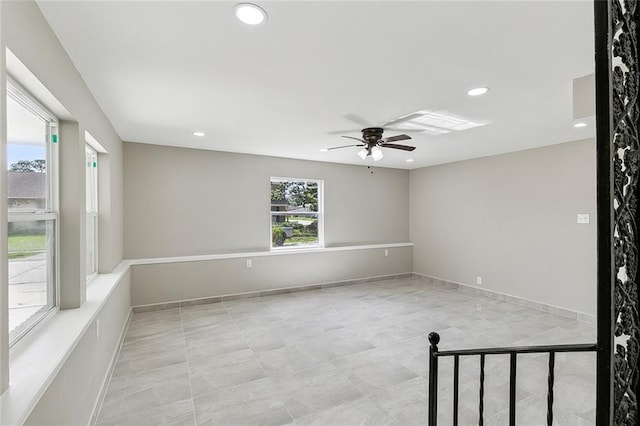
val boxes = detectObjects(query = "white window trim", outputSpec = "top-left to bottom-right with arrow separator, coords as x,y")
270,176 -> 324,250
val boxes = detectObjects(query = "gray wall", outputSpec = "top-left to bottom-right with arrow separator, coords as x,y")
410,138 -> 597,315
124,142 -> 410,258
125,140 -> 598,314
124,142 -> 413,306
132,247 -> 412,306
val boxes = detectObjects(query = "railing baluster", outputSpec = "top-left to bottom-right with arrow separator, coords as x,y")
547,351 -> 555,426
509,353 -> 517,426
453,355 -> 459,426
428,332 -> 440,426
479,353 -> 485,426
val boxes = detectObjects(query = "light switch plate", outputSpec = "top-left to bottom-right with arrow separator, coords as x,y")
577,214 -> 590,224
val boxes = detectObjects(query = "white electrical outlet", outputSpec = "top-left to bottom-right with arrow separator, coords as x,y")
477,304 -> 482,311
384,249 -> 389,257
246,259 -> 252,268
476,276 -> 482,285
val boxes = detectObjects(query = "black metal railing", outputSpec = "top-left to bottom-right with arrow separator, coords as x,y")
427,331 -> 598,426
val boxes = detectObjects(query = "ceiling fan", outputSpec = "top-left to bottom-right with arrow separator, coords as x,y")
324,127 -> 415,161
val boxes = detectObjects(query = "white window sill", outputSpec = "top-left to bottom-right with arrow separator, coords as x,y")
0,261 -> 130,426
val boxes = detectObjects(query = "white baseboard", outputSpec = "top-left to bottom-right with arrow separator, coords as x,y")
130,272 -> 596,324
89,308 -> 133,426
132,272 -> 414,313
411,273 -> 596,323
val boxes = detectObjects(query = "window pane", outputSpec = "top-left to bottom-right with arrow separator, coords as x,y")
271,179 -> 320,248
7,94 -> 48,211
8,220 -> 55,342
85,146 -> 97,213
86,145 -> 98,279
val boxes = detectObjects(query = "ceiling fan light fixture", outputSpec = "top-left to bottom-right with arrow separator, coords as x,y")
356,148 -> 368,160
234,3 -> 267,25
371,147 -> 383,162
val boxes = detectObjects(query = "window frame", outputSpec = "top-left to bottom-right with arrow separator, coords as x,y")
6,78 -> 60,346
85,143 -> 98,282
270,176 -> 324,250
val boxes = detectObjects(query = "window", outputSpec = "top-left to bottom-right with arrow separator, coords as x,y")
270,177 -> 323,249
6,81 -> 58,344
85,144 -> 98,280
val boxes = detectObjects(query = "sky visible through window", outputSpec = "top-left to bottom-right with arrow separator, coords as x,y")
7,93 -> 47,166
8,145 -> 44,165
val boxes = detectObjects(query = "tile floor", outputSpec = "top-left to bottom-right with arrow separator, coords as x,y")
96,277 -> 596,426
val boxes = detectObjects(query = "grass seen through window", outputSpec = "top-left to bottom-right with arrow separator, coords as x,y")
8,234 -> 46,259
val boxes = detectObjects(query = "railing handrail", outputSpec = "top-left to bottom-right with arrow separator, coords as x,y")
433,342 -> 597,357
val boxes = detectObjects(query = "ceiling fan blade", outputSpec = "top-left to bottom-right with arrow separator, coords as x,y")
380,112 -> 424,128
325,144 -> 364,151
380,143 -> 416,152
341,135 -> 365,143
344,113 -> 373,127
328,128 -> 361,135
380,134 -> 411,143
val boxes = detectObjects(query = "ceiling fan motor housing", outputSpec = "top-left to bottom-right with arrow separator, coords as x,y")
362,127 -> 384,143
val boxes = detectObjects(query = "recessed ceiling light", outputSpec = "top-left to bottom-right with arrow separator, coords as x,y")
319,148 -> 328,152
573,122 -> 587,128
192,131 -> 205,137
406,159 -> 414,162
235,3 -> 267,25
467,87 -> 490,97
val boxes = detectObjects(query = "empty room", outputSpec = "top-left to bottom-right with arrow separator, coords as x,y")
1,1 -> 638,425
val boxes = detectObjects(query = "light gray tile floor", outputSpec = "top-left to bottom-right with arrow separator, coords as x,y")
96,277 -> 596,425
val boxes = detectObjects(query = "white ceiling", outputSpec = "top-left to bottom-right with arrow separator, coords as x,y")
37,1 -> 595,169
